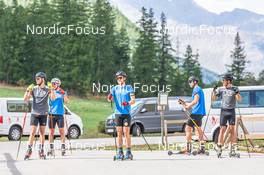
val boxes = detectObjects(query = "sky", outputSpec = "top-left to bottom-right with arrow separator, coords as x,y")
193,0 -> 264,15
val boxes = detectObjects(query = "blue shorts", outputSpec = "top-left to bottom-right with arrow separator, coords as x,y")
48,114 -> 64,129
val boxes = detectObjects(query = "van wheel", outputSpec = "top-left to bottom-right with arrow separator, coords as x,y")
213,128 -> 220,144
68,125 -> 80,139
8,126 -> 22,141
132,124 -> 142,137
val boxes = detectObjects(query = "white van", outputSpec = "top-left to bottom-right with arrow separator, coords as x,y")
0,98 -> 83,141
202,86 -> 264,143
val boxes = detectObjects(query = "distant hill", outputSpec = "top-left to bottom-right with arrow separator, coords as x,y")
110,0 -> 264,77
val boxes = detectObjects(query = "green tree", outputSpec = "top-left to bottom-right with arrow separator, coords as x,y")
0,0 -> 28,84
132,7 -> 159,97
113,27 -> 131,76
227,32 -> 248,85
181,45 -> 202,94
89,0 -> 119,93
241,72 -> 258,85
51,0 -> 92,95
157,12 -> 176,92
258,70 -> 264,85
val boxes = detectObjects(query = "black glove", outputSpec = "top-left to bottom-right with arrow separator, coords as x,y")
232,86 -> 239,94
213,85 -> 218,91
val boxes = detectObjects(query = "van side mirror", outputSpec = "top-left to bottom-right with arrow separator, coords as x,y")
140,108 -> 147,113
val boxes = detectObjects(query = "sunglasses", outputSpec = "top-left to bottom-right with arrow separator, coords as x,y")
116,76 -> 124,80
52,82 -> 57,85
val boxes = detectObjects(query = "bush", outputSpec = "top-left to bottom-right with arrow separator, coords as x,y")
97,121 -> 106,133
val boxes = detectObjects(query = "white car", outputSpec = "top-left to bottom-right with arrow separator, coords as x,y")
0,98 -> 83,141
202,86 -> 264,143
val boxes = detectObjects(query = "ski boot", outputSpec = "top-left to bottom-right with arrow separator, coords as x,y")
24,145 -> 33,160
124,149 -> 133,160
229,144 -> 240,158
47,144 -> 55,157
38,145 -> 46,160
113,148 -> 124,161
215,144 -> 223,158
195,141 -> 209,156
61,144 -> 66,156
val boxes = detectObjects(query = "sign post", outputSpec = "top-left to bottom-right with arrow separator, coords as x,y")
157,92 -> 168,146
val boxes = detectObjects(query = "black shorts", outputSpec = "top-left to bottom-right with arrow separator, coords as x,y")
30,114 -> 47,126
220,108 -> 236,126
186,114 -> 203,127
48,114 -> 64,129
115,114 -> 131,127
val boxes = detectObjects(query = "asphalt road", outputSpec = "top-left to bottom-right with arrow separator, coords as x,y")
0,137 -> 264,175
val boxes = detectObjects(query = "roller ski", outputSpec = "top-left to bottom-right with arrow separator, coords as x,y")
61,144 -> 66,156
215,144 -> 223,158
38,149 -> 46,160
168,142 -> 196,156
229,144 -> 240,158
113,149 -> 124,161
124,149 -> 133,160
24,146 -> 32,160
168,149 -> 197,156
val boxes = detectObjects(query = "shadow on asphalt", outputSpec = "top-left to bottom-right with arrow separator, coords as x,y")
3,153 -> 23,175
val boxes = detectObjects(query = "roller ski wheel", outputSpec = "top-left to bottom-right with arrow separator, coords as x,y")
24,148 -> 32,160
47,149 -> 55,157
61,149 -> 66,156
196,149 -> 210,156
24,154 -> 32,160
113,154 -> 124,161
216,149 -> 222,158
168,150 -> 173,156
124,152 -> 133,160
38,150 -> 46,160
167,150 -> 193,156
214,145 -> 223,158
61,144 -> 66,156
229,152 -> 240,158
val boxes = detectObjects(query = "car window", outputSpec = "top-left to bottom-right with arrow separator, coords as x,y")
7,101 -> 31,112
211,91 -> 250,108
168,99 -> 182,111
143,104 -> 156,112
211,98 -> 221,108
255,91 -> 264,107
237,91 -> 250,107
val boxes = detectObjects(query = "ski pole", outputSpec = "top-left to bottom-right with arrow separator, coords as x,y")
64,115 -> 72,155
177,98 -> 209,140
237,107 -> 251,158
132,118 -> 152,151
16,105 -> 29,160
123,104 -> 152,151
